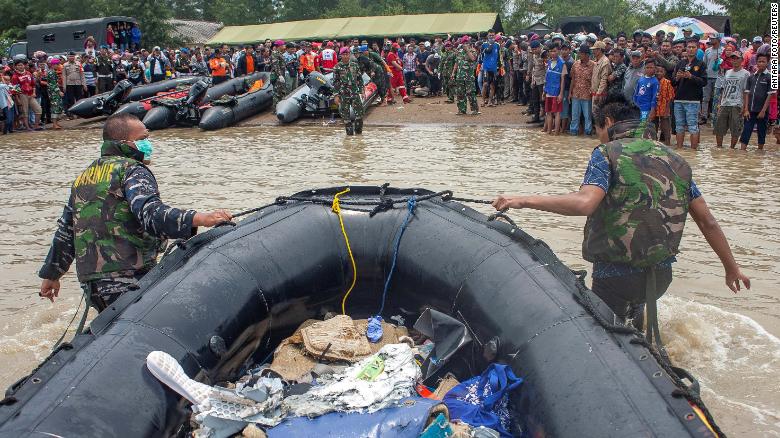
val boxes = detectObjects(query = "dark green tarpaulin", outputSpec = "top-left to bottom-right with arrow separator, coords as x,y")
207,13 -> 502,45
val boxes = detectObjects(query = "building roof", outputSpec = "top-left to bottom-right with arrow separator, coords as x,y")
693,15 -> 731,35
207,13 -> 502,45
168,19 -> 224,45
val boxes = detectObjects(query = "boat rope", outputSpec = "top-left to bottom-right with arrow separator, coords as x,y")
378,196 -> 417,317
571,270 -> 725,437
50,293 -> 86,351
332,188 -> 358,315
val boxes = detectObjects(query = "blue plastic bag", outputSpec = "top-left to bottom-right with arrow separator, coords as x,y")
442,363 -> 523,438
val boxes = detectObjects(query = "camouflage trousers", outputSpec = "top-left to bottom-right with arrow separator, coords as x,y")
442,76 -> 454,101
454,79 -> 478,113
80,275 -> 141,312
338,95 -> 363,123
272,79 -> 286,106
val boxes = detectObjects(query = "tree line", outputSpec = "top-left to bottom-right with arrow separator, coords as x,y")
0,0 -> 769,54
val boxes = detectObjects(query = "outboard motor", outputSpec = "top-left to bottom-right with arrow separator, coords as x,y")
184,80 -> 210,107
304,72 -> 334,110
98,80 -> 133,113
177,79 -> 210,125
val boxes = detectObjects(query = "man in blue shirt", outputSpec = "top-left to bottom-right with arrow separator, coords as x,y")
480,30 -> 500,106
492,98 -> 750,337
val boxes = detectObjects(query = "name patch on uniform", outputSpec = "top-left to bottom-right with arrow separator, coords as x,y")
74,163 -> 115,187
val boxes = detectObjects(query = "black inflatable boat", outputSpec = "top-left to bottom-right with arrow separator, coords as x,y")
199,78 -> 273,131
68,77 -> 202,119
0,187 -> 718,437
143,72 -> 267,130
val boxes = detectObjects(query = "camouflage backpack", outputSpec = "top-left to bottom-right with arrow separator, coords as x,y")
582,138 -> 692,268
71,141 -> 164,282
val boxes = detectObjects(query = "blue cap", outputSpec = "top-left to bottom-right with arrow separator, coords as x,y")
530,40 -> 541,49
358,45 -> 369,52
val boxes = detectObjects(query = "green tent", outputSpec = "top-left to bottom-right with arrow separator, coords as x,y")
207,13 -> 502,45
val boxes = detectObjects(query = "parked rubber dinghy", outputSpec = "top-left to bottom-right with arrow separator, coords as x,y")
199,75 -> 273,131
143,72 -> 267,130
68,77 -> 202,119
275,71 -> 377,123
0,186 -> 720,438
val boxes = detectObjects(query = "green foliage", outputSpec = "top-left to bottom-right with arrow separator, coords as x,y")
0,0 -> 766,50
710,0 -> 770,36
506,0 -> 707,35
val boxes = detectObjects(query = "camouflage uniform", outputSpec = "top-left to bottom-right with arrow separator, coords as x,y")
270,50 -> 287,106
358,54 -> 387,101
367,50 -> 389,99
583,133 -> 692,268
453,48 -> 479,114
439,50 -> 455,102
333,59 -> 364,134
39,141 -> 196,311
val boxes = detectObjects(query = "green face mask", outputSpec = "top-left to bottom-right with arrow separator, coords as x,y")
134,139 -> 153,161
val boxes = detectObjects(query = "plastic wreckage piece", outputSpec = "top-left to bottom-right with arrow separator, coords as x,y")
413,308 -> 473,380
146,350 -> 214,404
146,351 -> 285,437
366,315 -> 384,343
356,353 -> 386,381
283,343 -> 421,418
267,397 -> 447,438
419,412 -> 452,438
442,364 -> 522,438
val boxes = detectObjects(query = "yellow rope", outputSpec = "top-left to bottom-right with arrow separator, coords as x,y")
333,188 -> 357,315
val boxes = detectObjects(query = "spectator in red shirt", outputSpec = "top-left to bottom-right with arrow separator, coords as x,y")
11,60 -> 41,131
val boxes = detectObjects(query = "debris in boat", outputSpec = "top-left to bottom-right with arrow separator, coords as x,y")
442,364 -> 523,438
432,373 -> 461,400
269,315 -> 408,381
146,313 -> 522,437
283,343 -> 420,417
266,396 -> 449,437
413,308 -> 473,380
419,412 -> 452,437
366,315 -> 384,343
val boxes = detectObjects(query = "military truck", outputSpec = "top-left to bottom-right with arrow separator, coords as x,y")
8,16 -> 137,59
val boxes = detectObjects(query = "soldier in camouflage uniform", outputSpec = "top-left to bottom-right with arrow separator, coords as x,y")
38,113 -> 232,311
333,47 -> 365,135
451,37 -> 479,115
439,42 -> 455,103
492,99 -> 749,345
270,40 -> 288,108
357,45 -> 387,104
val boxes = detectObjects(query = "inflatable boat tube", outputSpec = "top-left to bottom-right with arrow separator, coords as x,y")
274,82 -> 310,123
199,76 -> 273,130
276,73 -> 377,124
68,77 -> 202,119
142,73 -> 266,130
0,186 -> 717,438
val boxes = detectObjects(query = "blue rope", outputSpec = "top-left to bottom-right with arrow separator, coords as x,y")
377,196 -> 416,316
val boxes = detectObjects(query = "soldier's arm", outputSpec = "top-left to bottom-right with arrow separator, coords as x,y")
39,191 -> 77,280
689,196 -> 750,293
124,165 -> 197,240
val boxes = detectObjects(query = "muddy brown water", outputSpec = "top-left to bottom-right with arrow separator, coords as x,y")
0,125 -> 777,436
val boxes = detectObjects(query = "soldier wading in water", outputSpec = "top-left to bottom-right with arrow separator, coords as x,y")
333,47 -> 364,135
451,36 -> 480,115
38,113 -> 232,311
492,98 -> 750,347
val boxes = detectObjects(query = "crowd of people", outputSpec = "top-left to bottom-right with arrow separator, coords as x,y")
1,25 -> 776,149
